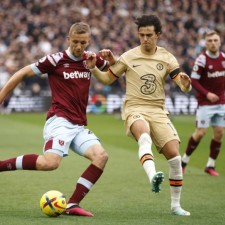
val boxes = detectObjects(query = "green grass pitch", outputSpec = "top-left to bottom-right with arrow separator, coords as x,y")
0,113 -> 224,225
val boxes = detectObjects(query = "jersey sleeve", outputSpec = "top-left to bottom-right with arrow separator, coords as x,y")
191,78 -> 208,95
108,56 -> 127,78
96,55 -> 108,71
30,52 -> 63,76
191,54 -> 206,79
167,54 -> 180,79
167,53 -> 180,78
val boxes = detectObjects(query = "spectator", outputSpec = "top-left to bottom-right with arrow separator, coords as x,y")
0,0 -> 224,94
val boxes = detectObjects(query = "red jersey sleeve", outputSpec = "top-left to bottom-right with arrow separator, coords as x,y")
35,52 -> 64,74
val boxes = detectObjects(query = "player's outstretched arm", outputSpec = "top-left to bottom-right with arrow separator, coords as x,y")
86,51 -> 116,85
173,72 -> 192,93
0,65 -> 35,104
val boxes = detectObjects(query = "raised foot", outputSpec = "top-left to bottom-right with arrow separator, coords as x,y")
152,171 -> 164,193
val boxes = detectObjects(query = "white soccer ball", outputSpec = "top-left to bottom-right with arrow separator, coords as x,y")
40,190 -> 67,217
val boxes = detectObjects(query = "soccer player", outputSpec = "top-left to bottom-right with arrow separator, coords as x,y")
181,31 -> 225,176
85,14 -> 191,216
0,22 -> 114,217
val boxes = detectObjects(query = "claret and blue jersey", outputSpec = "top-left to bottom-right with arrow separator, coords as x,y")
31,49 -> 108,125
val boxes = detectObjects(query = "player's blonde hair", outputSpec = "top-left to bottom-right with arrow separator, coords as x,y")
205,30 -> 219,38
69,22 -> 91,35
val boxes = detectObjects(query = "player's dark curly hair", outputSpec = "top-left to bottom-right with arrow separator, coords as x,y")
135,14 -> 162,33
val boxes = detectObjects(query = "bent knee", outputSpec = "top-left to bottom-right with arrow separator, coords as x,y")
87,147 -> 109,169
93,150 -> 108,163
45,162 -> 60,170
37,161 -> 60,171
193,128 -> 207,140
94,151 -> 108,169
36,154 -> 61,171
213,128 -> 224,141
100,150 -> 109,163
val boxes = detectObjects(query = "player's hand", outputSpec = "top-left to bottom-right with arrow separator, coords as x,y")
84,51 -> 97,69
206,92 -> 219,103
99,49 -> 116,66
179,72 -> 191,88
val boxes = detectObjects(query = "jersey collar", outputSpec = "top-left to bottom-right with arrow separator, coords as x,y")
66,48 -> 82,61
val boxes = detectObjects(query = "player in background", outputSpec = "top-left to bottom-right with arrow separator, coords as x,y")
181,31 -> 225,176
85,14 -> 191,216
0,22 -> 115,217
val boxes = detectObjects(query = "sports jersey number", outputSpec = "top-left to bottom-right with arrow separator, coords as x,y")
140,74 -> 156,95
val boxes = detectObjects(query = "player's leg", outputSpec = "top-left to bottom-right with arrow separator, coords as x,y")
151,115 -> 189,216
0,152 -> 62,172
127,115 -> 163,192
181,127 -> 207,172
0,154 -> 39,171
161,140 -> 190,216
182,106 -> 210,173
0,115 -> 67,172
65,128 -> 108,216
205,112 -> 225,176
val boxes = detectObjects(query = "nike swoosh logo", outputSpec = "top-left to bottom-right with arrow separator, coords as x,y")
132,65 -> 141,68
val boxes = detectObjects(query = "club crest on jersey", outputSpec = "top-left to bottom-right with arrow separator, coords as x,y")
83,60 -> 89,69
133,115 -> 141,119
58,140 -> 65,146
156,63 -> 163,71
200,120 -> 205,125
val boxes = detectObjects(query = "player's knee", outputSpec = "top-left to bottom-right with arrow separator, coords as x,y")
194,129 -> 207,139
103,150 -> 109,163
93,150 -> 108,169
214,129 -> 224,141
46,161 -> 60,170
37,155 -> 61,171
39,161 -> 60,171
97,150 -> 108,164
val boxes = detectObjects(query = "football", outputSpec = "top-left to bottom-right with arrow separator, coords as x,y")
40,190 -> 67,217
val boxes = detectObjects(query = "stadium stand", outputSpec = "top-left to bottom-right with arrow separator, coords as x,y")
0,0 -> 224,113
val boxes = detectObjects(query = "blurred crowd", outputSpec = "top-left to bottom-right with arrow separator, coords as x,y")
0,0 -> 225,101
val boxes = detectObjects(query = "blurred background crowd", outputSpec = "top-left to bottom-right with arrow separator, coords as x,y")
0,0 -> 225,112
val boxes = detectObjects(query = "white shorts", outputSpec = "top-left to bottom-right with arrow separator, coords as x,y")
43,116 -> 101,157
196,104 -> 225,128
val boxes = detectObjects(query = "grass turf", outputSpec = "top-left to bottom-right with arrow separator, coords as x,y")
0,113 -> 224,225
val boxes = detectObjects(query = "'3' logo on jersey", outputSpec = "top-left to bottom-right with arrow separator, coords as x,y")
140,74 -> 156,95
